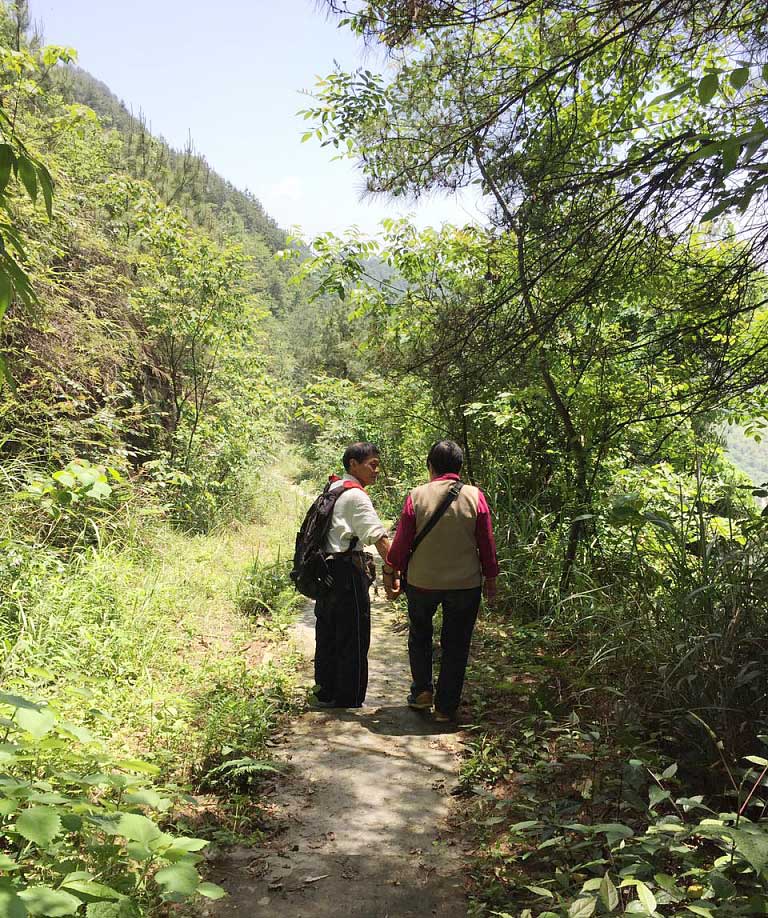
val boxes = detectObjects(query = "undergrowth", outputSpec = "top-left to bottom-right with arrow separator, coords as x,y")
0,461 -> 306,915
461,604 -> 768,918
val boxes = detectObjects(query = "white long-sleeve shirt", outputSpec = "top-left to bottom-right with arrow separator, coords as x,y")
324,475 -> 387,552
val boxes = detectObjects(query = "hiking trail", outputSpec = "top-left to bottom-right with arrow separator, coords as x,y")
206,592 -> 471,917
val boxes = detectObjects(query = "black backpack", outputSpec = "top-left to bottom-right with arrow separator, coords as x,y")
290,479 -> 362,599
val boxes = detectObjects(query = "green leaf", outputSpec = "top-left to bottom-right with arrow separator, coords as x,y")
196,883 -> 226,900
15,708 -> 56,739
163,837 -> 208,854
123,789 -> 172,811
635,881 -> 657,914
744,755 -> 768,767
60,880 -> 122,902
16,156 -> 37,203
124,842 -> 152,862
599,873 -> 619,911
722,139 -> 740,175
0,885 -> 28,918
698,73 -> 719,104
114,813 -> 161,844
0,693 -> 42,711
37,165 -> 53,219
18,888 -> 80,917
568,898 -> 596,918
0,271 -> 11,323
730,67 -> 750,90
114,759 -> 160,775
0,145 -> 14,194
58,722 -> 95,744
154,863 -> 199,898
15,807 -> 62,848
89,812 -> 161,845
653,873 -> 683,899
701,198 -> 731,222
85,481 -> 111,500
718,826 -> 768,872
524,886 -> 554,898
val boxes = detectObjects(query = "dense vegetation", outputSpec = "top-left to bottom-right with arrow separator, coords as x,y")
293,1 -> 768,915
3,0 -> 768,916
0,3 -> 308,915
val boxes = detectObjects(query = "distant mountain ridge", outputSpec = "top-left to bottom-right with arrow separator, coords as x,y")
54,65 -> 287,252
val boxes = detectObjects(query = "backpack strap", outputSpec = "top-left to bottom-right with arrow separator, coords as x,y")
410,481 -> 464,558
327,478 -> 365,553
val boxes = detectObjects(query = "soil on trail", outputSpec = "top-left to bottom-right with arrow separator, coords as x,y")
208,594 -> 470,917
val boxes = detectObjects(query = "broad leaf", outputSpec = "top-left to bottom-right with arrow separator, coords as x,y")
730,67 -> 750,90
196,883 -> 226,900
15,807 -> 62,848
16,156 -> 37,203
568,897 -> 596,918
636,881 -> 657,914
698,73 -> 719,104
0,885 -> 28,918
0,145 -> 14,193
0,694 -> 41,712
15,708 -> 56,740
154,863 -> 199,898
18,888 -> 80,917
60,880 -> 122,902
599,873 -> 619,911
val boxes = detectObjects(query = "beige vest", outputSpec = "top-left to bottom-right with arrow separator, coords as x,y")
406,479 -> 482,590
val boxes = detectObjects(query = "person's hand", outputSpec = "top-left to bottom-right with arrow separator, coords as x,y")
383,568 -> 400,600
385,575 -> 401,601
483,577 -> 497,605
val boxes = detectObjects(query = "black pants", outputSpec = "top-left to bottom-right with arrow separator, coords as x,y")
406,584 -> 481,715
313,557 -> 371,707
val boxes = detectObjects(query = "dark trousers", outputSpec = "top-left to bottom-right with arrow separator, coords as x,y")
313,557 -> 371,707
406,584 -> 481,715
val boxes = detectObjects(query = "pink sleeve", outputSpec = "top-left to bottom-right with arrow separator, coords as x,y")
475,490 -> 499,578
386,494 -> 415,572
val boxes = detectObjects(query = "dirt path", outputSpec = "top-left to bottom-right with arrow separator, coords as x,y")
209,594 -> 470,917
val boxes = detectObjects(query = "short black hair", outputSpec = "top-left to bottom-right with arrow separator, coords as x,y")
342,441 -> 380,471
427,439 -> 463,475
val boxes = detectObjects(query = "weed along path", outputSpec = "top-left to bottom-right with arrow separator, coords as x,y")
208,593 -> 470,917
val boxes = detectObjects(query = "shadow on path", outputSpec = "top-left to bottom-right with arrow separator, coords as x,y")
207,596 -> 469,917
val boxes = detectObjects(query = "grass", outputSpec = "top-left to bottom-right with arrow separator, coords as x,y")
0,457 -> 310,913
458,589 -> 768,918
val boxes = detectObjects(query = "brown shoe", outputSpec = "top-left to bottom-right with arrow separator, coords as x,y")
407,690 -> 434,710
433,709 -> 455,723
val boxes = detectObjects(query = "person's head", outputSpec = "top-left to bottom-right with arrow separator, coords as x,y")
342,441 -> 381,487
427,439 -> 463,477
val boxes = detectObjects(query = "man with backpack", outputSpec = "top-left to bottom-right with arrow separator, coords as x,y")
292,442 -> 394,708
384,440 -> 498,722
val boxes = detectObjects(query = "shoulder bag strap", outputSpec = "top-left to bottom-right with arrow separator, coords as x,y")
410,481 -> 464,557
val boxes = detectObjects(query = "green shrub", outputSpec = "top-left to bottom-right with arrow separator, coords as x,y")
0,691 -> 225,916
235,557 -> 301,626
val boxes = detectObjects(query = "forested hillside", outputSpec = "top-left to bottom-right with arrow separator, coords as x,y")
0,4 -> 311,913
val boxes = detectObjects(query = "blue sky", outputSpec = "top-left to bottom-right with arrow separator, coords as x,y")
28,0 -> 483,238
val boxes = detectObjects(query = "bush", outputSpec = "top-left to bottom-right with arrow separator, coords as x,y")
236,557 -> 301,626
0,691 -> 225,916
